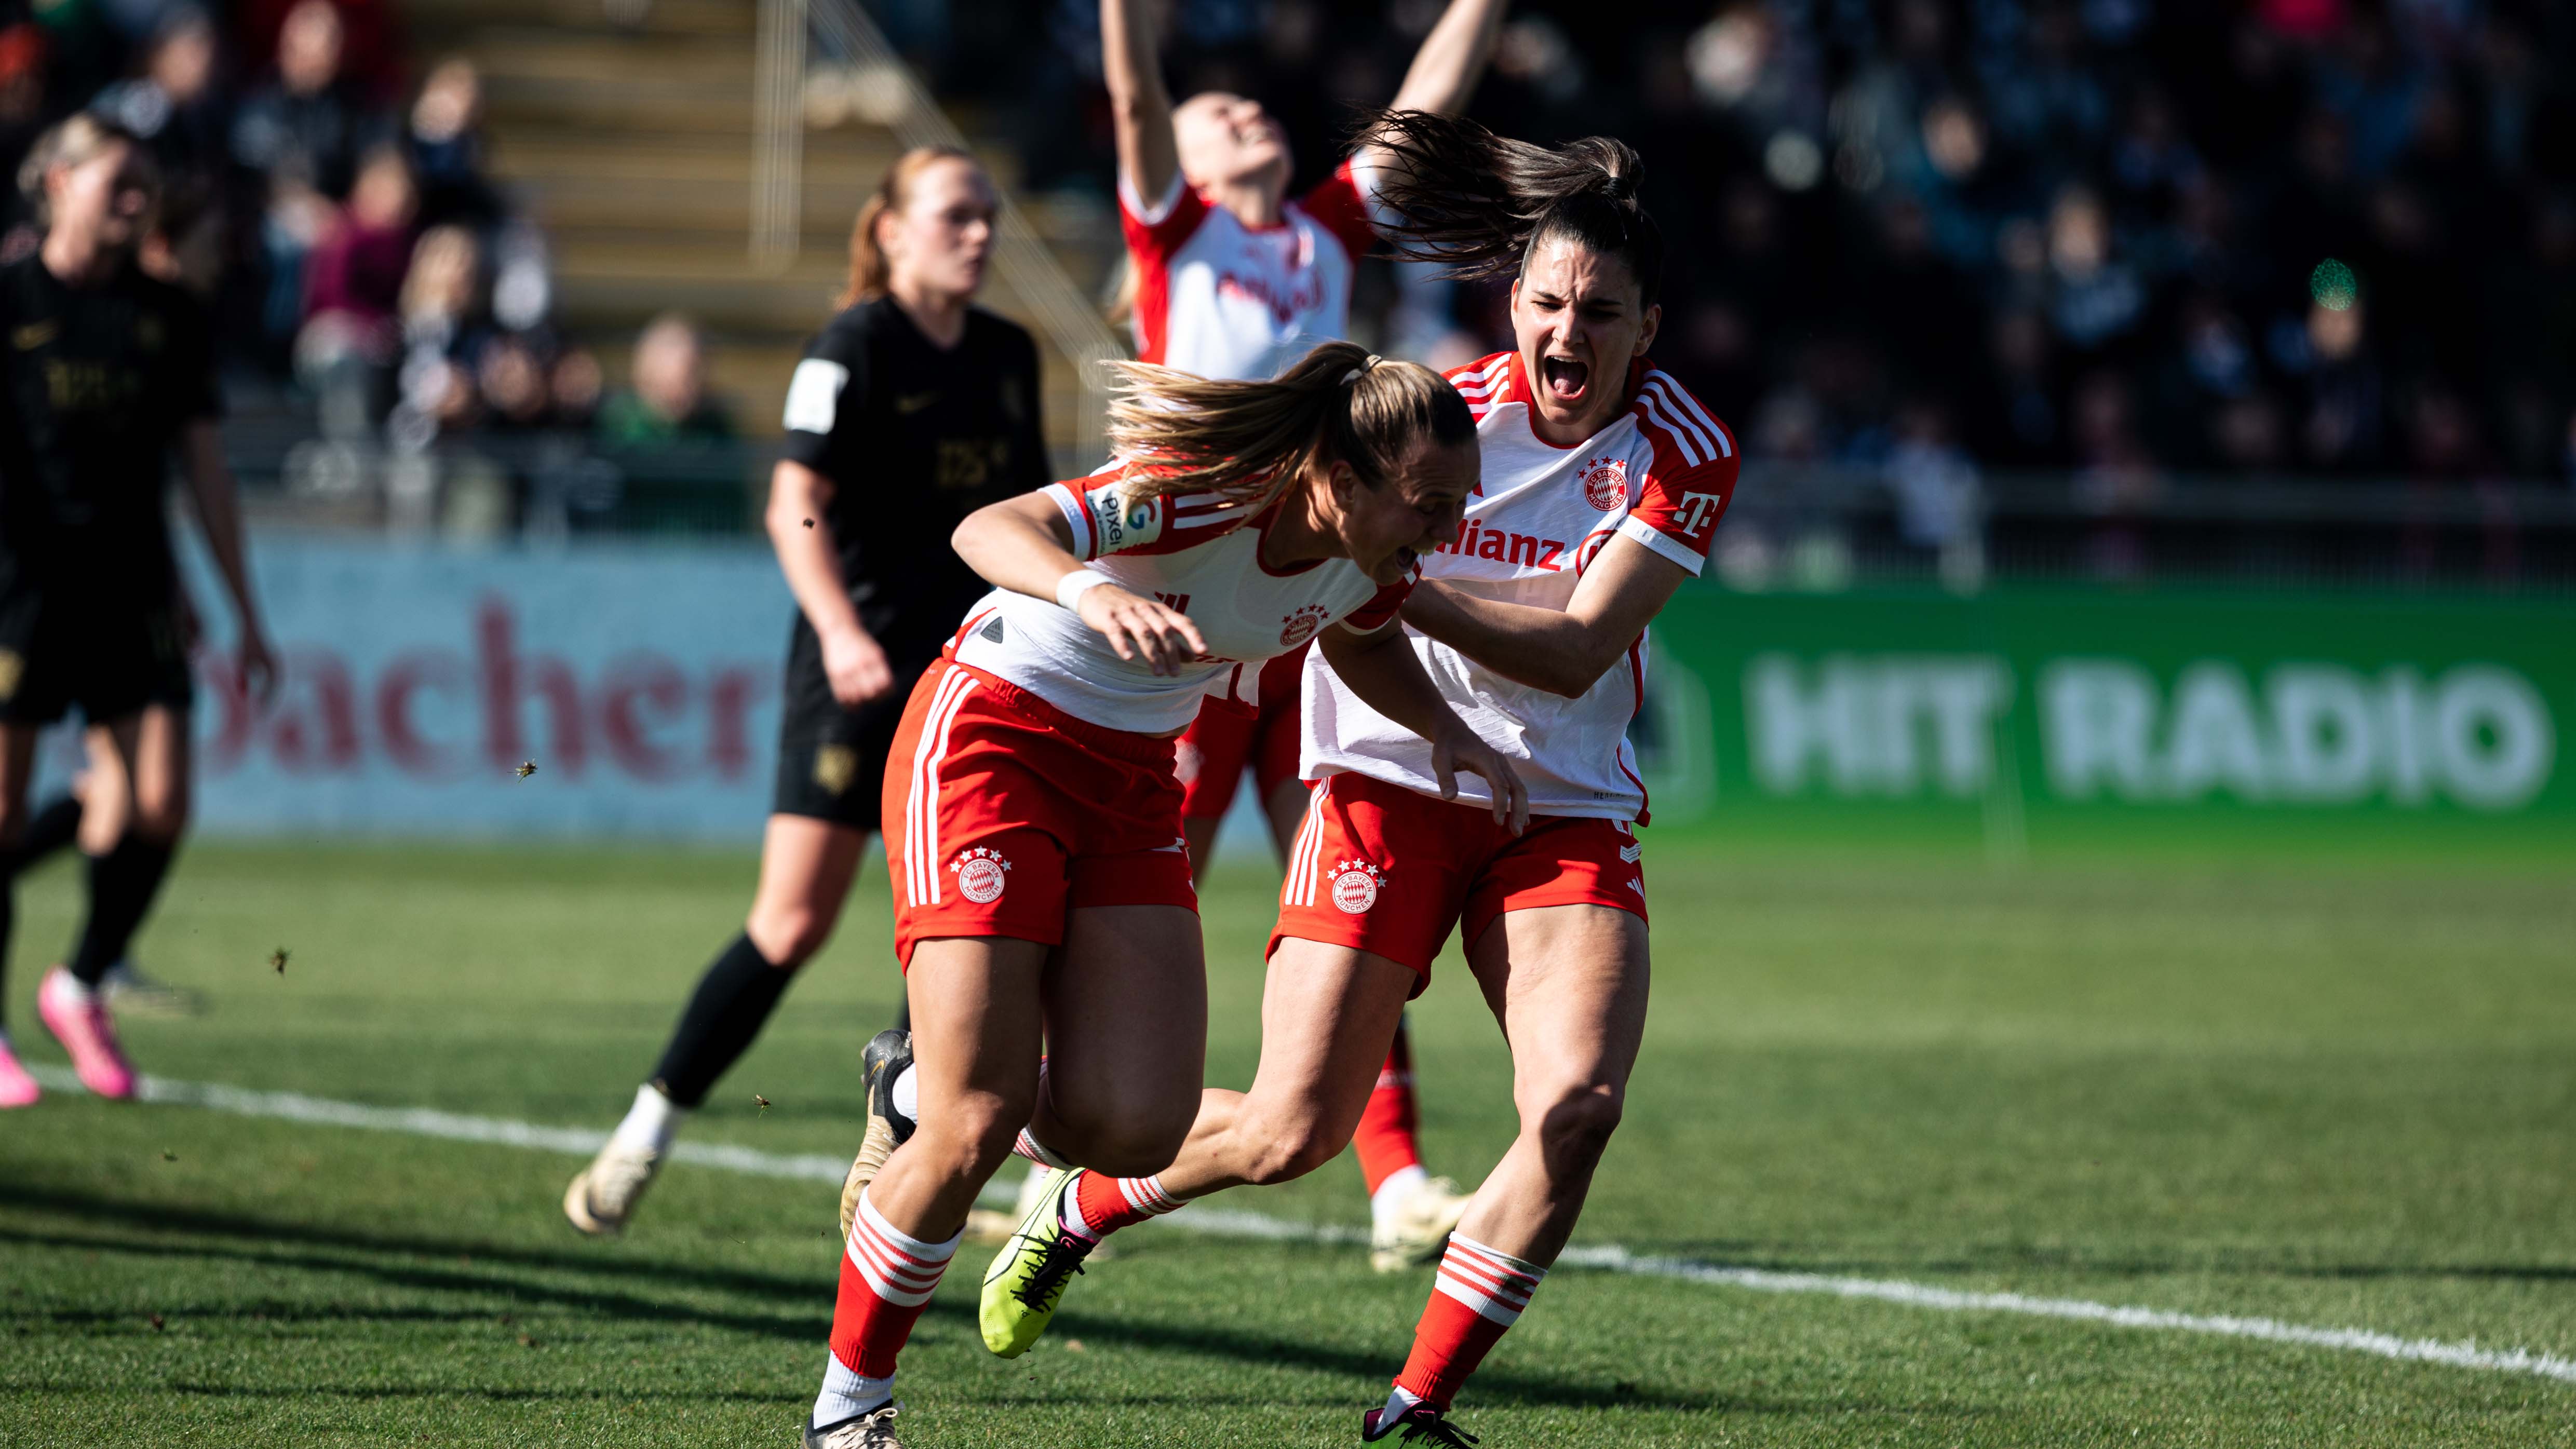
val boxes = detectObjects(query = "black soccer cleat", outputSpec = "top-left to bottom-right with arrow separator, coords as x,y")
838,1029 -> 917,1241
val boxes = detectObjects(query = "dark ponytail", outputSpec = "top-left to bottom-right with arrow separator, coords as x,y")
1357,109 -> 1663,306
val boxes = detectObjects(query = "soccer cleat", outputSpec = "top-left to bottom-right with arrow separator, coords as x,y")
37,967 -> 135,1099
102,961 -> 204,1018
1362,1401 -> 1480,1445
803,1400 -> 903,1448
563,1139 -> 662,1237
839,1030 -> 917,1242
977,1166 -> 1091,1357
0,1038 -> 38,1108
1371,1175 -> 1474,1272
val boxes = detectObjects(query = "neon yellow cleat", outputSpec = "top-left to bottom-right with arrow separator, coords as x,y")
977,1166 -> 1093,1357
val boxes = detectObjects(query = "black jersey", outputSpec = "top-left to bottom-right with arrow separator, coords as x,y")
0,252 -> 219,603
778,297 -> 1049,664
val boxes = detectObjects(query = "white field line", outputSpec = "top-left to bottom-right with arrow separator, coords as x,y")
26,1065 -> 2576,1387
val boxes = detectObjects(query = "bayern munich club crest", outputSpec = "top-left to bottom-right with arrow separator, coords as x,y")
951,846 -> 1011,904
1279,603 -> 1331,648
1580,455 -> 1628,511
1328,858 -> 1387,915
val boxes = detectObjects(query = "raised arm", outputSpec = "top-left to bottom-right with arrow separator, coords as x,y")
764,459 -> 893,706
1318,619 -> 1528,832
951,490 -> 1208,675
1386,0 -> 1509,117
1400,535 -> 1690,699
1102,0 -> 1180,208
177,420 -> 277,703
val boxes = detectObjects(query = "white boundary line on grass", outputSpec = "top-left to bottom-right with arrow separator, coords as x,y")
29,1065 -> 2576,1387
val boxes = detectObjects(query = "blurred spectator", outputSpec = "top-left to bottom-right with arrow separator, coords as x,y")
231,0 -> 379,200
90,8 -> 224,184
406,55 -> 501,230
234,0 -> 388,362
296,143 -> 416,437
595,313 -> 736,449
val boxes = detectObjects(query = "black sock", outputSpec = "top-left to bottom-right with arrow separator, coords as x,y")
68,835 -> 177,986
19,795 -> 80,868
650,932 -> 796,1108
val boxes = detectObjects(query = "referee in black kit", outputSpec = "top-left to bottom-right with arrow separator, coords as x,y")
565,146 -> 1049,1234
0,115 -> 274,1110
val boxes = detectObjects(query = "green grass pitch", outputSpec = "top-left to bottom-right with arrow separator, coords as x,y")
3,836 -> 2572,1446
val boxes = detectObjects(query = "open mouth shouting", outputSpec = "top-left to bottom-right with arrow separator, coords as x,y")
1540,354 -> 1590,404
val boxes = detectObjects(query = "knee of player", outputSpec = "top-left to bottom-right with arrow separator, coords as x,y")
1246,1125 -> 1343,1186
744,902 -> 837,966
915,1103 -> 1028,1180
1524,1082 -> 1624,1162
129,797 -> 188,843
1057,1110 -> 1191,1180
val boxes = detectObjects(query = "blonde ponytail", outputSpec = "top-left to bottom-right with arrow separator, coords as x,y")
1105,340 -> 1474,511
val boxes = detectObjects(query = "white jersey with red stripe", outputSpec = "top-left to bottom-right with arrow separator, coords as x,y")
1301,352 -> 1740,822
948,473 -> 1413,736
1119,160 -> 1381,382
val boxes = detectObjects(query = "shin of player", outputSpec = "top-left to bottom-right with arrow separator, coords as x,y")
808,341 -> 1522,1446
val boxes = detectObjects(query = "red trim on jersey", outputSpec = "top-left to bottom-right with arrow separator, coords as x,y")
1294,160 -> 1379,263
1619,635 -> 1652,825
1249,497 -> 1326,577
1117,173 -> 1212,366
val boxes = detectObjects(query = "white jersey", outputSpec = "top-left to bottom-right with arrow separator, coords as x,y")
950,474 -> 1413,736
1302,352 -> 1740,822
1119,160 -> 1381,383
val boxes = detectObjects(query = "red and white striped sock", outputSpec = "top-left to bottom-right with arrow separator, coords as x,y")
1393,1235 -> 1547,1409
1061,1170 -> 1183,1243
1353,1022 -> 1424,1199
814,1189 -> 959,1428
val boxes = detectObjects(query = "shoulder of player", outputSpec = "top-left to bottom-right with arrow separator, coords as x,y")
1623,365 -> 1737,475
1444,351 -> 1518,417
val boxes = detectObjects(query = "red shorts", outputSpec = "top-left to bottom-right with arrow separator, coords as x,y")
1270,770 -> 1647,988
1178,645 -> 1310,821
883,661 -> 1195,966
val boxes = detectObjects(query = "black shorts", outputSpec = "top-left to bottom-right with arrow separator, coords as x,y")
772,620 -> 929,832
0,588 -> 194,727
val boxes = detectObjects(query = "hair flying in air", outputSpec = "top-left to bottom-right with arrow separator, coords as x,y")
1104,339 -> 1475,511
1356,109 -> 1663,306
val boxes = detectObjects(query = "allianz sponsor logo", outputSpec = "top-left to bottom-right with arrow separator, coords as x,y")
1745,653 -> 2555,811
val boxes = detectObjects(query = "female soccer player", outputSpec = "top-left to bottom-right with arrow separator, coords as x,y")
560,146 -> 1051,1231
979,114 -> 1739,1447
0,115 -> 274,1109
1103,0 -> 1509,1268
800,339 -> 1525,1449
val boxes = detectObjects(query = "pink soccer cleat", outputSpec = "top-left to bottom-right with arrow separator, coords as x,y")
0,1037 -> 38,1107
38,967 -> 136,1100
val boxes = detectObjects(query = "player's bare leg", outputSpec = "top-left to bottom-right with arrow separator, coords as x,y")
569,815 -> 867,1236
0,724 -> 41,1107
978,937 -> 1413,1353
822,909 -> 1202,1413
1368,904 -> 1648,1436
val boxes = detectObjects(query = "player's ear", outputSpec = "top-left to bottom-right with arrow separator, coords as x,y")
1634,301 -> 1661,359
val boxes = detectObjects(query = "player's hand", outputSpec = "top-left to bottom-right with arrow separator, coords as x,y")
1429,714 -> 1528,835
238,630 -> 279,707
1077,583 -> 1208,676
820,624 -> 895,707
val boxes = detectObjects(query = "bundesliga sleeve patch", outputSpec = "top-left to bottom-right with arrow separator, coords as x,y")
782,358 -> 849,434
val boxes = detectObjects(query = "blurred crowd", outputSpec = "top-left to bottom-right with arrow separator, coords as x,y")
939,0 -> 2576,500
0,0 -> 738,529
